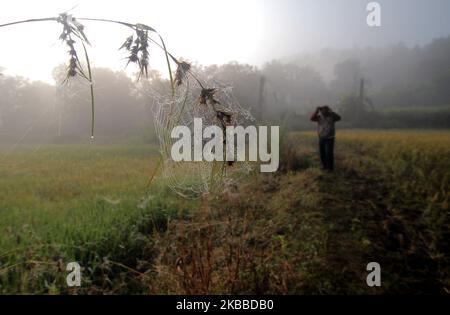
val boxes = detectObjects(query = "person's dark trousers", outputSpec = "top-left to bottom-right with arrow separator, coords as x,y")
319,137 -> 335,170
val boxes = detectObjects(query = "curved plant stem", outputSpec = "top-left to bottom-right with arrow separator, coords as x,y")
78,17 -> 206,90
158,34 -> 175,97
176,80 -> 190,123
146,155 -> 163,188
0,17 -> 57,28
77,17 -> 135,29
81,41 -> 95,138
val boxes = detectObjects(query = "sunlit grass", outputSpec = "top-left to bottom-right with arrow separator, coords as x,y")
0,144 -> 203,293
0,145 -> 157,274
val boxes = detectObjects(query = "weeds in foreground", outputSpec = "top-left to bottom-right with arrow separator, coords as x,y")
150,169 -> 329,294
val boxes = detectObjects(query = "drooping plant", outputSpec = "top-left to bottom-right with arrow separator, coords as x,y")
0,12 -> 212,135
0,11 -> 253,193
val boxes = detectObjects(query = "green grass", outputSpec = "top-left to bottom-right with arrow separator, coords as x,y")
0,145 -> 154,248
0,144 -> 196,294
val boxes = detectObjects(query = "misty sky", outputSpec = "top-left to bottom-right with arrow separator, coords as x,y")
1,0 -> 450,83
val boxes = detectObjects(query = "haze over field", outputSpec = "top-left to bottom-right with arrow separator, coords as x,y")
1,0 -> 450,144
1,0 -> 450,83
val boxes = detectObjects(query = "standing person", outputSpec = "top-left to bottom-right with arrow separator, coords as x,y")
310,105 -> 341,171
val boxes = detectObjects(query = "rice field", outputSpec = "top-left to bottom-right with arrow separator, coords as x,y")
0,130 -> 449,294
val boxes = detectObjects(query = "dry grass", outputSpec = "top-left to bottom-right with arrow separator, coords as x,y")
150,169 -> 330,294
150,130 -> 450,294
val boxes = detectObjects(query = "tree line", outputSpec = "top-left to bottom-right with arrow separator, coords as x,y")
1,35 -> 450,144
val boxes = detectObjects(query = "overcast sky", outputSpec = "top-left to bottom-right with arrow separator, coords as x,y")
1,0 -> 450,83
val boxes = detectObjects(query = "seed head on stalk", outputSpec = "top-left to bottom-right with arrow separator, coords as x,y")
120,27 -> 151,80
174,61 -> 191,86
199,88 -> 220,106
56,13 -> 95,137
57,13 -> 91,83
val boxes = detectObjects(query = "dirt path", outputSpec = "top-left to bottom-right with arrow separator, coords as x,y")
315,169 -> 376,293
313,150 -> 444,294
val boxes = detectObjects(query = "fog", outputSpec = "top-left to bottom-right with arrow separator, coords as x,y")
1,1 -> 450,146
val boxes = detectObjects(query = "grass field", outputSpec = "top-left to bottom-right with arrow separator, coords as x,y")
0,145 -> 196,293
0,130 -> 449,294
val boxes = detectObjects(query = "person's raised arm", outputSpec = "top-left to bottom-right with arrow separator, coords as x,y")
333,112 -> 341,122
310,107 -> 320,122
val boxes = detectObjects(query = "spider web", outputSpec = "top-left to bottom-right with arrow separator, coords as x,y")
150,76 -> 255,198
